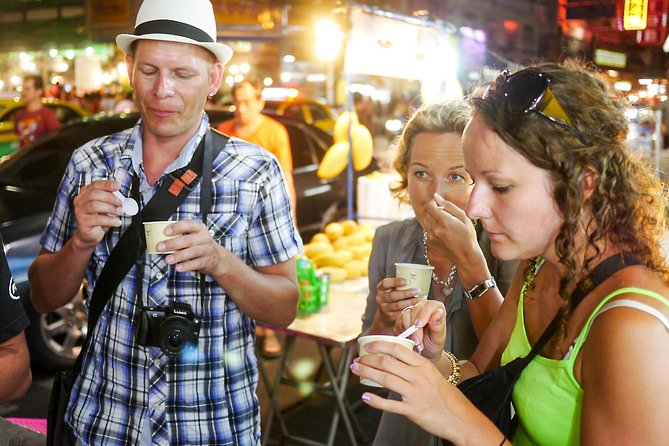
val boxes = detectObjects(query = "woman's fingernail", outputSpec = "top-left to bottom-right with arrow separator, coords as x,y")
362,393 -> 371,402
350,362 -> 359,372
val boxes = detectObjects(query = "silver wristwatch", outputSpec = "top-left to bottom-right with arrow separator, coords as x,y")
463,277 -> 497,300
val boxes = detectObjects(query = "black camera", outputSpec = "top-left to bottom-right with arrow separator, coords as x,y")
136,302 -> 202,358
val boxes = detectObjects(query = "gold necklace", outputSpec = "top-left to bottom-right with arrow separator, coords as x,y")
422,230 -> 457,296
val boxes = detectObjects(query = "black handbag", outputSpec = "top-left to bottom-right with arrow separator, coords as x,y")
46,130 -> 228,446
441,253 -> 643,445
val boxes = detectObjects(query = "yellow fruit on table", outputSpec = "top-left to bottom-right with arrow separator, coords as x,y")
311,232 -> 330,244
303,242 -> 335,259
350,243 -> 372,260
317,266 -> 348,282
345,232 -> 366,247
324,222 -> 344,241
344,259 -> 367,279
333,237 -> 349,250
340,219 -> 358,235
312,249 -> 353,268
361,227 -> 376,242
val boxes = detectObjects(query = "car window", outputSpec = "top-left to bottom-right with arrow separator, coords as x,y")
285,123 -> 316,168
48,105 -> 82,125
283,104 -> 302,120
309,105 -> 330,121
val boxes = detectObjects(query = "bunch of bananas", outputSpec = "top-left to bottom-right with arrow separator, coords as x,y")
302,220 -> 375,282
317,111 -> 374,179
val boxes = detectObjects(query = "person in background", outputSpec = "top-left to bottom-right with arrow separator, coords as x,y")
361,101 -> 517,445
27,0 -> 300,444
113,90 -> 137,113
14,75 -> 60,148
0,234 -> 31,404
352,61 -> 669,445
218,79 -> 297,359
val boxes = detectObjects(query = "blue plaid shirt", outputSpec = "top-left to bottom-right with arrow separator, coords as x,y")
41,115 -> 301,445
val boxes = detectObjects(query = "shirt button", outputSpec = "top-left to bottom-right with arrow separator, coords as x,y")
156,272 -> 163,280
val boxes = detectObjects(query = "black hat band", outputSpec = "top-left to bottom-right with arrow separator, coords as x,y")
134,19 -> 213,43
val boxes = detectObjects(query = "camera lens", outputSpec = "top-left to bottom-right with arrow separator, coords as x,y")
168,333 -> 183,348
160,319 -> 195,358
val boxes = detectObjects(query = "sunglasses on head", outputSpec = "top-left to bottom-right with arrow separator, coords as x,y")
483,68 -> 589,145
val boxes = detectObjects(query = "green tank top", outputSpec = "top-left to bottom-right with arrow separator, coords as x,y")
501,283 -> 669,446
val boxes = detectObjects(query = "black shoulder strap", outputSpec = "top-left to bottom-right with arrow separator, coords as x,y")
74,128 -> 228,371
521,252 -> 644,366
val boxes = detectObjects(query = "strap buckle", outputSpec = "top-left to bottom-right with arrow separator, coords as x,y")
167,169 -> 198,197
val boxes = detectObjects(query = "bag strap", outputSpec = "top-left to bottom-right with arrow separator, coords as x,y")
73,128 -> 228,372
519,252 -> 644,367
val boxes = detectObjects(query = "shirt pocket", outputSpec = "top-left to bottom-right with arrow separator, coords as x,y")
207,212 -> 249,255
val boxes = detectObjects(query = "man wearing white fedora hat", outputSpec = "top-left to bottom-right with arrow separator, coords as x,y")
29,0 -> 301,444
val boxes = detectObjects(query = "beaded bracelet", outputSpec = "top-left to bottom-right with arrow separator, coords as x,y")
443,350 -> 461,385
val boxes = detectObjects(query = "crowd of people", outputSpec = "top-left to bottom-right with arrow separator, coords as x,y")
1,0 -> 667,445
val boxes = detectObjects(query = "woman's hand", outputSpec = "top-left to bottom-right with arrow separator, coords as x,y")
374,277 -> 427,330
395,300 -> 446,361
350,339 -> 496,442
423,194 -> 479,270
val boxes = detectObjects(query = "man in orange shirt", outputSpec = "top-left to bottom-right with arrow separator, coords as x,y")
219,80 -> 296,358
219,80 -> 296,208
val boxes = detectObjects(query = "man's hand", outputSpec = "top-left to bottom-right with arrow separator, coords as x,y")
72,180 -> 123,250
159,220 -> 227,276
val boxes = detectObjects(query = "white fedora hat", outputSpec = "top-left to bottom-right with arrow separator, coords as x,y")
116,0 -> 233,65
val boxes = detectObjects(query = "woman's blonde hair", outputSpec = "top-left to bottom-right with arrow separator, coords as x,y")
389,100 -> 471,204
471,60 -> 669,327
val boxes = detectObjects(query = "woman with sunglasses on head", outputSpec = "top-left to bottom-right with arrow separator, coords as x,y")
351,61 -> 669,445
361,100 -> 517,445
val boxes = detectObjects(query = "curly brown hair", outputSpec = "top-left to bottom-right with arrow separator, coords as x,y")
389,100 -> 471,204
470,60 -> 669,325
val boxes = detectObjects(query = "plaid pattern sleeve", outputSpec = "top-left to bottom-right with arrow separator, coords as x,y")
41,125 -> 301,446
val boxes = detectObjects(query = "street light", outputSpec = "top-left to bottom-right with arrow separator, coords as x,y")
315,19 -> 344,104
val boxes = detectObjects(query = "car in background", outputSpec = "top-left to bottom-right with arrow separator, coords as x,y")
0,98 -> 90,158
0,110 -> 374,371
263,99 -> 336,134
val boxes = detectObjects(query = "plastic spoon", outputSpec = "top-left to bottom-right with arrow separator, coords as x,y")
113,190 -> 139,216
397,324 -> 420,340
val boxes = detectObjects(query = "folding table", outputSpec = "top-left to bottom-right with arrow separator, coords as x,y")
259,278 -> 369,446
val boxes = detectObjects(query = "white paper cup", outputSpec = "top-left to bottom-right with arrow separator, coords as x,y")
358,335 -> 415,387
395,262 -> 434,298
143,221 -> 179,254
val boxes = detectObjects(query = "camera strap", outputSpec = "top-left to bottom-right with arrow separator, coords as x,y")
75,128 -> 229,372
